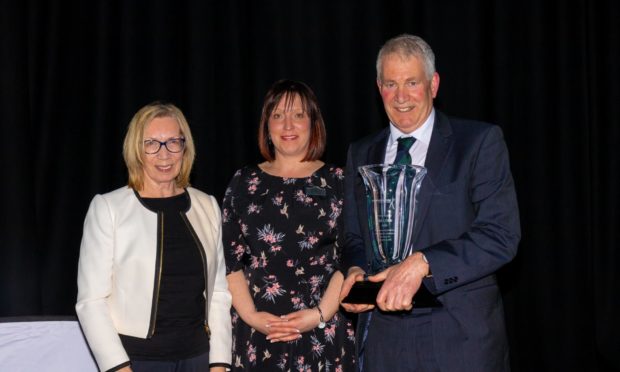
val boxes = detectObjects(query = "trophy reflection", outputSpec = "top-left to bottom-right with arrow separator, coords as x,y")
344,164 -> 441,307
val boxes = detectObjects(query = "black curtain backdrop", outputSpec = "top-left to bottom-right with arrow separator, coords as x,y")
1,0 -> 618,370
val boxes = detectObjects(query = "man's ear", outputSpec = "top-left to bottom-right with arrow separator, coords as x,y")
431,72 -> 440,98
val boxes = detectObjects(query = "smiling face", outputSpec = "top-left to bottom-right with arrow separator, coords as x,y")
141,116 -> 184,193
268,94 -> 312,161
377,53 -> 440,133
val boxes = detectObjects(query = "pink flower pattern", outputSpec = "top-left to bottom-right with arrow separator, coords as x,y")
261,275 -> 287,302
298,231 -> 320,250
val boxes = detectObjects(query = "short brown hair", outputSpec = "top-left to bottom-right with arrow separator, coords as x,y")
258,80 -> 326,162
123,102 -> 196,191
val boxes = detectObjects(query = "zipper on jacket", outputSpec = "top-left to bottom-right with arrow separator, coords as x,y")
180,212 -> 210,338
147,211 -> 165,338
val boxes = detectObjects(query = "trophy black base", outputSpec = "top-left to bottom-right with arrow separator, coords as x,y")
343,280 -> 442,308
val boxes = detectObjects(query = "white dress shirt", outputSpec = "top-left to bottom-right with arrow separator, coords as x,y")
384,109 -> 435,166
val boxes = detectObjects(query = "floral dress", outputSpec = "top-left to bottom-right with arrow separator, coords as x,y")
222,164 -> 356,372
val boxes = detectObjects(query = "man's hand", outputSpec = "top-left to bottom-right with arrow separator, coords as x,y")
339,266 -> 375,313
368,252 -> 429,311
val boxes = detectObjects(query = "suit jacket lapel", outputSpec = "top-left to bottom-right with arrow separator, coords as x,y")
413,111 -> 454,244
367,129 -> 389,164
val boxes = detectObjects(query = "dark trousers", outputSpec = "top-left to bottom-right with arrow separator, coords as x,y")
362,310 -> 440,372
131,351 -> 210,372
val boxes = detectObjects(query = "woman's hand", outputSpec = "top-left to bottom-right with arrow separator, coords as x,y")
244,311 -> 287,336
118,366 -> 132,372
265,308 -> 321,343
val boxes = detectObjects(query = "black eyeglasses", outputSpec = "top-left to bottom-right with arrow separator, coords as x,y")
143,137 -> 185,154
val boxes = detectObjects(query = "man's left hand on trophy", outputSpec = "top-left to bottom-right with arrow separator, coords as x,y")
368,252 -> 430,312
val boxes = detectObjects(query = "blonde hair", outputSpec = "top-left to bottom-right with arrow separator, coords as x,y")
123,102 -> 196,191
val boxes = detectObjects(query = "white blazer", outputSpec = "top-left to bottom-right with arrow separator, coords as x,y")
76,186 -> 232,371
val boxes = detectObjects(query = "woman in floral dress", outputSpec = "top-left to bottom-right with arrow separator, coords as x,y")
222,80 -> 356,371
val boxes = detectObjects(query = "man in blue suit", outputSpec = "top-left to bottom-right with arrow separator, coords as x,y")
339,34 -> 520,371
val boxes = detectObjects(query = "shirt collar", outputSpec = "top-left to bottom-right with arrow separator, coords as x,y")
388,108 -> 435,148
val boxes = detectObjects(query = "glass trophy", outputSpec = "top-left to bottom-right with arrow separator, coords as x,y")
343,164 -> 441,307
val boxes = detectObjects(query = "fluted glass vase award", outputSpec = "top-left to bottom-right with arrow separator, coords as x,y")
344,164 -> 441,307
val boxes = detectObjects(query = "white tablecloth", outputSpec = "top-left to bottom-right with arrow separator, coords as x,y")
0,318 -> 97,371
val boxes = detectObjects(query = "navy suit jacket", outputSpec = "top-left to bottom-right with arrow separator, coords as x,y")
342,110 -> 520,371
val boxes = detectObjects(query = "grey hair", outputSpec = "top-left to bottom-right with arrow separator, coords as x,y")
376,34 -> 436,81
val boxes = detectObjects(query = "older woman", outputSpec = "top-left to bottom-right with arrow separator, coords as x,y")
222,80 -> 356,371
76,102 -> 231,372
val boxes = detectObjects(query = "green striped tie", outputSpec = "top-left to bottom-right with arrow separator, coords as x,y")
394,137 -> 416,165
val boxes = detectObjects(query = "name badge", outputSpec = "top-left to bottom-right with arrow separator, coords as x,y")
304,185 -> 326,197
